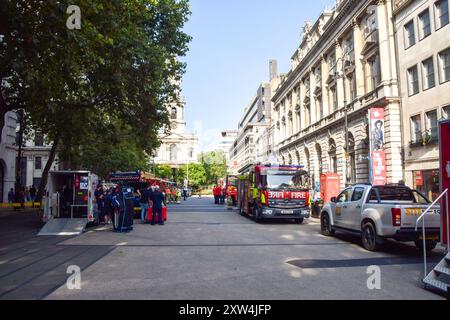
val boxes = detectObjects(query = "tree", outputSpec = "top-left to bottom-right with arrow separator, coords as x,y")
177,163 -> 206,187
201,150 -> 229,185
0,1 -> 192,200
155,165 -> 173,180
62,122 -> 151,179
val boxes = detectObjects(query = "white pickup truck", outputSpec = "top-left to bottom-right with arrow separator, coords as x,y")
320,184 -> 441,252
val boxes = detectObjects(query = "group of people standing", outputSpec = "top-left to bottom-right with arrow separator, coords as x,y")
94,184 -> 166,227
136,185 -> 166,226
212,185 -> 225,205
7,185 -> 38,209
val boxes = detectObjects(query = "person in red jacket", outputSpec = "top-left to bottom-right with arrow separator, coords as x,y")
213,185 -> 219,205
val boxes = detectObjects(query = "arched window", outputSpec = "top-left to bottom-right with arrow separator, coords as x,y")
315,143 -> 323,175
288,154 -> 293,165
328,139 -> 337,173
171,107 -> 177,120
169,144 -> 178,161
347,133 -> 356,185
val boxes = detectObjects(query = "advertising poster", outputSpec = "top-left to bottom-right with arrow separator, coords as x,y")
369,108 -> 387,185
439,119 -> 450,245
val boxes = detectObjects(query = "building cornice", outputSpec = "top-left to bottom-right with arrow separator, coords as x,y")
272,0 -> 365,104
392,0 -> 413,15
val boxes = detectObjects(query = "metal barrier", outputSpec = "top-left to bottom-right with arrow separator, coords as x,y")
415,189 -> 450,279
0,202 -> 42,208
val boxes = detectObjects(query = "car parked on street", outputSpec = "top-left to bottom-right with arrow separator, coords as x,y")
320,184 -> 441,252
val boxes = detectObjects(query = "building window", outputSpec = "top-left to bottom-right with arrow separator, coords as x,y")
304,77 -> 311,95
425,110 -> 438,142
413,170 -> 440,201
35,157 -> 42,170
366,55 -> 381,92
329,86 -> 337,112
316,96 -> 323,121
328,52 -> 337,76
419,9 -> 432,39
34,132 -> 44,147
328,140 -> 337,173
404,20 -> 416,48
407,65 -> 419,95
171,107 -> 177,120
435,0 -> 449,30
443,105 -> 450,118
422,58 -> 435,90
315,66 -> 322,87
169,144 -> 177,161
410,114 -> 422,144
439,47 -> 450,83
364,13 -> 377,38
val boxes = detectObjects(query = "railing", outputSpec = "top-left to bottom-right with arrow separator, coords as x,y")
415,189 -> 450,279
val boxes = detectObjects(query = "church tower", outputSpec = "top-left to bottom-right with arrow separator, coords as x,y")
169,101 -> 186,134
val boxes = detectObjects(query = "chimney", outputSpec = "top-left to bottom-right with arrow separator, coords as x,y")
269,60 -> 278,81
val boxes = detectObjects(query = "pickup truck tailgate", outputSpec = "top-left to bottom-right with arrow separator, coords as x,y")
401,205 -> 441,229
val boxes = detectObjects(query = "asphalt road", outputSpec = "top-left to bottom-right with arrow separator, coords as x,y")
0,197 -> 447,300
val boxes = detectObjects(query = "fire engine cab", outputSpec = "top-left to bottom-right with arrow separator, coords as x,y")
237,165 -> 311,223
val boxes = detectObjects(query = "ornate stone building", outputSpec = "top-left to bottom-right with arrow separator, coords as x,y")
271,0 -> 403,190
153,94 -> 199,168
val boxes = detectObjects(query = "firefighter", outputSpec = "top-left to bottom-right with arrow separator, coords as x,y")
213,185 -> 219,205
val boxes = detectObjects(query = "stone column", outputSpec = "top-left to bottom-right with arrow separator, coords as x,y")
300,80 -> 306,129
352,18 -> 365,97
309,70 -> 316,125
376,0 -> 391,95
321,55 -> 330,117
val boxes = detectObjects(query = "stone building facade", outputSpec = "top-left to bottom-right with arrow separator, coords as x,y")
271,0 -> 403,190
393,0 -> 450,200
229,61 -> 281,174
0,112 -> 17,202
153,94 -> 199,168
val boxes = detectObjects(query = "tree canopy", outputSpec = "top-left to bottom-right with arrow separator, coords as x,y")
0,0 -> 192,198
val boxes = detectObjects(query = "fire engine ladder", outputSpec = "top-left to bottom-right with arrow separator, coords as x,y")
415,189 -> 450,296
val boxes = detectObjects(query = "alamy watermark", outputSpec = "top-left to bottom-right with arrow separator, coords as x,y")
66,265 -> 81,290
366,265 -> 381,290
66,5 -> 81,30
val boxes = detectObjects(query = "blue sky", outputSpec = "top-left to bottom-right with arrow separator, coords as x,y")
181,0 -> 333,151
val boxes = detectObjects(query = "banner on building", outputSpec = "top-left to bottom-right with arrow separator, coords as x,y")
369,108 -> 387,185
439,119 -> 450,245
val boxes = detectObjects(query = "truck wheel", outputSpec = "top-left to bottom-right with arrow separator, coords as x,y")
361,222 -> 380,252
320,213 -> 335,236
415,240 -> 437,252
295,218 -> 304,224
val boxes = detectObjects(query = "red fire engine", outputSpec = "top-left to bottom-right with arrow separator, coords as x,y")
237,164 -> 311,223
